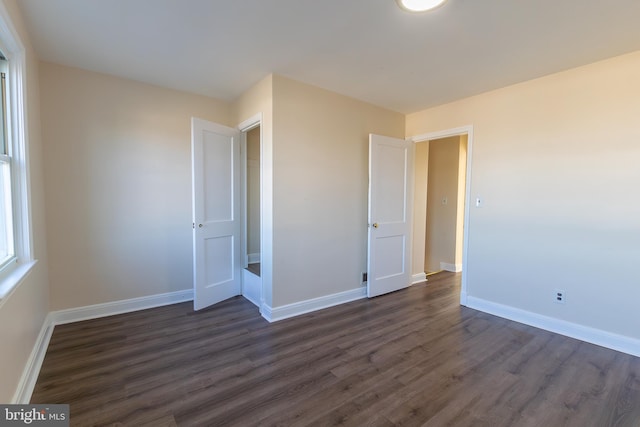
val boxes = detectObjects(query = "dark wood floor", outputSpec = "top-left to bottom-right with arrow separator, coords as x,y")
32,272 -> 640,426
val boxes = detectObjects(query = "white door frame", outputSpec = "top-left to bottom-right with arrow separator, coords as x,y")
409,125 -> 473,306
238,113 -> 264,307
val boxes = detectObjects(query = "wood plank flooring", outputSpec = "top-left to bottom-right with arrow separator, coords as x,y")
31,272 -> 640,426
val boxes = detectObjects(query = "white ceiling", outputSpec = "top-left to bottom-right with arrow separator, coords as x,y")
17,0 -> 640,114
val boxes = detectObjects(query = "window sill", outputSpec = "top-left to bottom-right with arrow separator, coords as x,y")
0,260 -> 38,306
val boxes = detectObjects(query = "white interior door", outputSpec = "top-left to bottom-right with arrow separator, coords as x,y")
192,117 -> 242,310
368,134 -> 414,298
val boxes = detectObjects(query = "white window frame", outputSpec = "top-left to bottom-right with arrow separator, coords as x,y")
0,2 -> 36,303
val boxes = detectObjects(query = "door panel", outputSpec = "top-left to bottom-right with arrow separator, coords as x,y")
205,236 -> 234,285
368,134 -> 414,298
203,134 -> 234,221
192,118 -> 242,310
375,235 -> 406,279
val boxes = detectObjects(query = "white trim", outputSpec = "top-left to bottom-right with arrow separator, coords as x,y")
244,293 -> 260,308
237,112 -> 266,310
412,272 -> 427,284
50,289 -> 193,325
8,39 -> 32,263
410,125 -> 472,143
12,312 -> 54,404
410,125 -> 473,306
241,269 -> 261,308
0,259 -> 35,305
240,129 -> 248,270
260,303 -> 273,321
262,287 -> 367,323
237,113 -> 262,133
247,253 -> 260,264
0,0 -> 34,302
467,296 -> 640,358
440,262 -> 462,273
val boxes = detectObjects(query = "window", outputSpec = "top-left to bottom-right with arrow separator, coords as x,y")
0,3 -> 35,300
0,56 -> 15,270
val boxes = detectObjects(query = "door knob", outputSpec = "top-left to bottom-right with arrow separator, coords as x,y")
198,224 -> 203,228
373,223 -> 379,229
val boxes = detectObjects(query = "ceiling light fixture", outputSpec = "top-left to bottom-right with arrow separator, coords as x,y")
396,0 -> 447,12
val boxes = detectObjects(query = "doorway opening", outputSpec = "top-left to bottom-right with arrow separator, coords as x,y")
411,126 -> 473,305
421,135 -> 467,275
245,125 -> 261,276
241,120 -> 262,308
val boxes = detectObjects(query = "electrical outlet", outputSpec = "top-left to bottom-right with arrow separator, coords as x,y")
442,196 -> 448,205
554,289 -> 565,304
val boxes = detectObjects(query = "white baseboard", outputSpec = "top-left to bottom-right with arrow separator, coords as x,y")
247,253 -> 261,264
412,272 -> 427,284
262,287 -> 367,323
460,291 -> 468,306
466,296 -> 640,358
440,262 -> 462,273
51,289 -> 193,325
13,289 -> 195,404
12,313 -> 55,404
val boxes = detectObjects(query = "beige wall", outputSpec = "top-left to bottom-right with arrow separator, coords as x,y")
40,62 -> 231,310
247,126 -> 260,257
424,136 -> 462,272
271,75 -> 404,307
407,50 -> 640,340
0,0 -> 49,403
